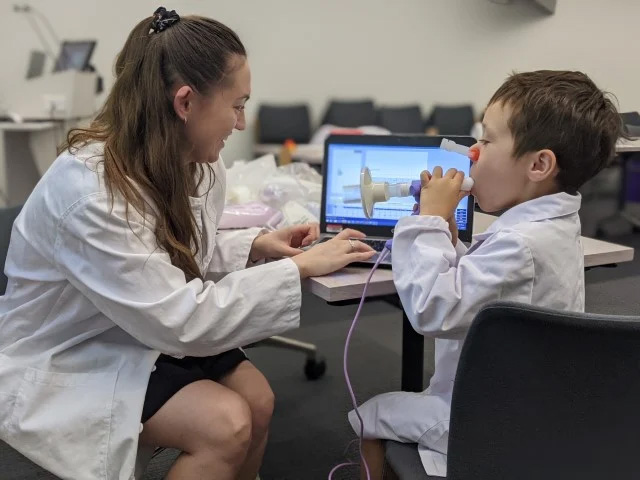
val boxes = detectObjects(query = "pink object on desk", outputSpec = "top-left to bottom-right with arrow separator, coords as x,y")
219,202 -> 283,230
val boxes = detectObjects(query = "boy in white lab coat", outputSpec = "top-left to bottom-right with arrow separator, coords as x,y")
350,70 -> 626,479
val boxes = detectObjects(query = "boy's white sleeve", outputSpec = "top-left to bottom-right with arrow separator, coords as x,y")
453,237 -> 468,263
392,215 -> 534,339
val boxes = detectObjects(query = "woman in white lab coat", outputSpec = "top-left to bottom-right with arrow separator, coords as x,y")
0,8 -> 374,480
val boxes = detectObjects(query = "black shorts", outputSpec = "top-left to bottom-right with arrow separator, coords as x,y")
141,348 -> 248,423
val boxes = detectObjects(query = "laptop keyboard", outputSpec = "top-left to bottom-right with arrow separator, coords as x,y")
319,237 -> 389,252
360,238 -> 389,252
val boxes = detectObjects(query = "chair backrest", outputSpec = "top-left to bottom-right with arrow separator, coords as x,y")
427,105 -> 475,136
626,124 -> 640,138
620,111 -> 640,127
0,205 -> 22,295
376,105 -> 423,134
447,301 -> 640,480
257,104 -> 311,144
321,99 -> 376,128
620,111 -> 640,138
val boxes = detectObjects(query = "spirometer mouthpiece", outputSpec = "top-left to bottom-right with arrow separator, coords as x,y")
440,138 -> 480,163
359,167 -> 474,219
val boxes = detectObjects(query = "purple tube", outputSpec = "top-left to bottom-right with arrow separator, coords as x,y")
409,180 -> 422,203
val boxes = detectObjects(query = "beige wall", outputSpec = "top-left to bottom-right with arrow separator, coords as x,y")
1,0 -> 638,163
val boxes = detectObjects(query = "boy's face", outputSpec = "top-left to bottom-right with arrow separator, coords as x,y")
470,101 -> 531,212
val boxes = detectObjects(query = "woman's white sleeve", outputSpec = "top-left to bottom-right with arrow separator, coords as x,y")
209,228 -> 265,273
53,194 -> 301,357
392,215 -> 534,339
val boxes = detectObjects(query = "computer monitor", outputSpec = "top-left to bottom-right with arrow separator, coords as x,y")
53,40 -> 96,73
321,134 -> 476,243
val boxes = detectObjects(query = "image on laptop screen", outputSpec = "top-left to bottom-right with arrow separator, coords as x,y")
324,141 -> 472,231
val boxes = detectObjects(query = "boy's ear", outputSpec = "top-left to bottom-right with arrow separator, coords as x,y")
527,149 -> 558,183
173,85 -> 195,123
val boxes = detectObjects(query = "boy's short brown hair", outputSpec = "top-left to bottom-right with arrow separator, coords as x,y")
488,70 -> 625,194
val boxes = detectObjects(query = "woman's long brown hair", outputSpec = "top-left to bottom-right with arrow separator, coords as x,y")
62,15 -> 246,281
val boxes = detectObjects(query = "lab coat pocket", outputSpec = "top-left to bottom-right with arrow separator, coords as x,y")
10,367 -> 117,480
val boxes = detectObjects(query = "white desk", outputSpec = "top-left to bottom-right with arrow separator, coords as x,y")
305,211 -> 635,391
0,121 -> 66,207
615,138 -> 640,153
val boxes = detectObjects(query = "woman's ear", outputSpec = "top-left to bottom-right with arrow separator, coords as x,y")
173,85 -> 194,123
528,149 -> 558,183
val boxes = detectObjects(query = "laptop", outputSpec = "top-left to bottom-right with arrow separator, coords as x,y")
319,134 -> 476,266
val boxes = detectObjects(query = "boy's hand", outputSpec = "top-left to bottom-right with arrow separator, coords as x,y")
413,172 -> 460,246
419,166 -> 469,220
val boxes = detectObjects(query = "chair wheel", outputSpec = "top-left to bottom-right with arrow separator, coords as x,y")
304,357 -> 326,380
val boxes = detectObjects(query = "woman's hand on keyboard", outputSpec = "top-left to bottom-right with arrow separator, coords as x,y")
250,223 -> 320,262
291,229 -> 375,278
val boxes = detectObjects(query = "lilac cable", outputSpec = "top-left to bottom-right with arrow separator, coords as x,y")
329,247 -> 391,480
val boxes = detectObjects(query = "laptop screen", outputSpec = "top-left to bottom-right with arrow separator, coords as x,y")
321,135 -> 476,242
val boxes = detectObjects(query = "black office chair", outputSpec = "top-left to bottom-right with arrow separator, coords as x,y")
424,105 -> 475,136
321,99 -> 377,127
0,205 -> 21,295
620,111 -> 640,132
377,105 -> 423,134
256,103 -> 312,144
385,301 -> 640,480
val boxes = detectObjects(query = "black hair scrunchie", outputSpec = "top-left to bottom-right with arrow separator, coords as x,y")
150,7 -> 180,33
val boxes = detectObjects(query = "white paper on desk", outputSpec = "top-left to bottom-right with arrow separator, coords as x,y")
280,201 -> 318,226
418,446 -> 448,477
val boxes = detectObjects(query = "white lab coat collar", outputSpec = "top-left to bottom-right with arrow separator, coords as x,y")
474,192 -> 581,241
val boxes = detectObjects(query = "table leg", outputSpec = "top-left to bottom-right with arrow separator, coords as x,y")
618,152 -> 629,211
401,310 -> 424,392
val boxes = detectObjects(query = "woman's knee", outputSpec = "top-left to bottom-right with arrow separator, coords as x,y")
218,362 -> 275,439
215,395 -> 253,447
193,391 -> 253,463
246,382 -> 275,435
140,380 -> 253,464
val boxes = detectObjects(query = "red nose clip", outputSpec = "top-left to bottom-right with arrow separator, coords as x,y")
469,147 -> 480,163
